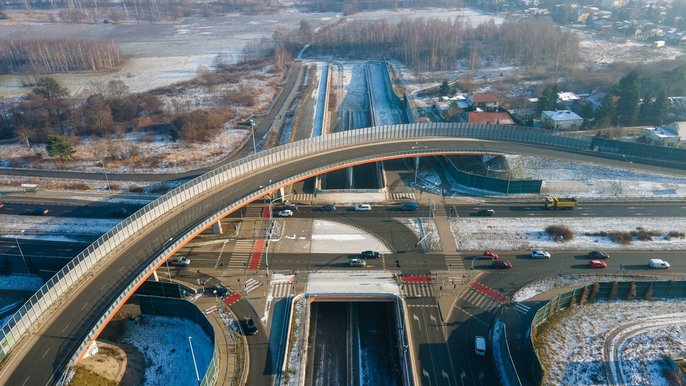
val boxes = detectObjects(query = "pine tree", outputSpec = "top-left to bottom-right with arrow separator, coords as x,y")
615,71 -> 640,126
439,79 -> 450,96
46,135 -> 75,161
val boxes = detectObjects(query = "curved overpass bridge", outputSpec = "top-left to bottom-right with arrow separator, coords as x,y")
0,123 -> 685,385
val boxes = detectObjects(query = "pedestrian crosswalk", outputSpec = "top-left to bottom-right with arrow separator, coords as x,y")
244,278 -> 262,293
461,287 -> 502,315
270,282 -> 293,298
402,283 -> 434,298
445,255 -> 464,271
290,193 -> 315,203
513,302 -> 531,315
391,192 -> 416,201
227,239 -> 254,269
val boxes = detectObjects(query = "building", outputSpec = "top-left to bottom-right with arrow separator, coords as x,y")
468,112 -> 515,125
541,110 -> 584,130
638,126 -> 681,147
557,92 -> 580,109
469,93 -> 499,111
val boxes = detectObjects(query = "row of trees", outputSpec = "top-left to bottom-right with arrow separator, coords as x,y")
305,17 -> 579,71
0,39 -> 122,74
298,0 -> 463,14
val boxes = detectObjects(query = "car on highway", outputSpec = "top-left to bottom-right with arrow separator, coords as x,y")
530,249 -> 551,259
349,258 -> 366,267
588,259 -> 607,269
475,336 -> 486,356
320,204 -> 336,212
243,317 -> 258,335
108,206 -> 128,217
649,259 -> 670,269
588,250 -> 609,259
482,251 -> 499,259
354,204 -> 372,211
277,209 -> 293,217
30,208 -> 49,216
361,250 -> 381,259
491,260 -> 512,269
279,204 -> 298,212
400,202 -> 419,211
476,209 -> 495,216
170,255 -> 190,266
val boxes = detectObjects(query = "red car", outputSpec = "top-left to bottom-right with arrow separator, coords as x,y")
589,260 -> 607,269
482,251 -> 499,259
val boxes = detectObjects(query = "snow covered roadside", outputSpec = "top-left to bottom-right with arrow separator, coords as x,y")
120,315 -> 213,386
282,296 -> 307,386
0,275 -> 43,292
451,217 -> 686,251
0,216 -> 120,237
536,300 -> 686,386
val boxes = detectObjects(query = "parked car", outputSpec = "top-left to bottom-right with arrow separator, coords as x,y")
280,204 -> 298,212
649,259 -> 670,269
588,250 -> 609,259
482,251 -> 499,259
277,209 -> 293,217
530,249 -> 551,259
349,258 -> 366,267
361,250 -> 381,259
31,208 -> 49,216
170,255 -> 190,266
475,336 -> 486,356
354,204 -> 372,211
588,260 -> 607,269
320,204 -> 336,212
243,317 -> 258,335
477,209 -> 495,217
491,260 -> 512,269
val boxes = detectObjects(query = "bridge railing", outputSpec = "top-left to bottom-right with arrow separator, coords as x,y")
1,123 -> 684,367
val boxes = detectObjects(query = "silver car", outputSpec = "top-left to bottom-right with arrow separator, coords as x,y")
530,249 -> 551,259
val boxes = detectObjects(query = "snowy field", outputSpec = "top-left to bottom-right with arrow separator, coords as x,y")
451,217 -> 686,251
536,300 -> 686,386
119,315 -> 213,386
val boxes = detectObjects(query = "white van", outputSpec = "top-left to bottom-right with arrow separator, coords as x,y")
475,336 -> 486,356
648,259 -> 670,269
171,255 -> 191,266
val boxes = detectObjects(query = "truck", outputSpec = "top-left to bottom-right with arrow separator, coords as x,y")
544,196 -> 578,210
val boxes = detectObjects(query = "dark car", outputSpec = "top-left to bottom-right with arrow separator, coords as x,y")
108,206 -> 128,217
31,208 -> 49,216
205,284 -> 228,297
280,204 -> 298,212
361,250 -> 381,259
320,204 -> 336,212
243,317 -> 258,335
588,250 -> 609,259
477,209 -> 495,217
492,260 -> 512,269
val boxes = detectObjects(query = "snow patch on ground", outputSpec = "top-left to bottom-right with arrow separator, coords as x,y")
0,216 -> 120,236
451,217 -> 686,251
0,274 -> 43,292
536,300 -> 686,386
120,315 -> 213,386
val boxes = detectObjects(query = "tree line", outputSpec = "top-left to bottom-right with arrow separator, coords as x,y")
303,17 -> 579,72
297,0 -> 462,14
0,39 -> 122,74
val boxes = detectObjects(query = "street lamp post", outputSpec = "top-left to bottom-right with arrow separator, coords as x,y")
15,230 -> 30,276
97,160 -> 111,192
188,336 -> 200,383
248,119 -> 257,154
264,192 -> 294,278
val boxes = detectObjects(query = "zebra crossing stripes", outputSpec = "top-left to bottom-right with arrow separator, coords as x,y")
244,278 -> 262,293
391,192 -> 416,201
445,255 -> 464,271
227,240 -> 254,269
513,302 -> 531,315
402,283 -> 434,298
290,193 -> 315,203
461,288 -> 501,314
270,282 -> 292,298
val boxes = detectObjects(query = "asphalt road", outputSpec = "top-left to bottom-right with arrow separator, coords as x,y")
4,137 -> 686,385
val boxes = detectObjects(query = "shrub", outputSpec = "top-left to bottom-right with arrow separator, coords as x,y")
66,182 -> 90,190
150,184 -> 169,194
544,225 -> 574,242
108,184 -> 121,191
128,184 -> 144,193
631,227 -> 660,241
666,231 -> 685,240
609,231 -> 633,244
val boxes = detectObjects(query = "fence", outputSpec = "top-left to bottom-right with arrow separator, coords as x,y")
137,295 -> 218,386
527,280 -> 686,384
440,157 -> 543,194
2,123 -> 685,374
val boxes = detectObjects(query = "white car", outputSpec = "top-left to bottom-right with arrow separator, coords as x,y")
354,204 -> 372,211
349,258 -> 366,267
277,209 -> 293,217
530,249 -> 551,259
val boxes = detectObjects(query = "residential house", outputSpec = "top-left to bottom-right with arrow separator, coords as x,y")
469,93 -> 499,111
557,92 -> 580,109
468,112 -> 515,125
541,110 -> 584,130
638,124 -> 683,147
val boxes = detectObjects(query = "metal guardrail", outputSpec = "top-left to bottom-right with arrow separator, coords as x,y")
2,123 -> 685,373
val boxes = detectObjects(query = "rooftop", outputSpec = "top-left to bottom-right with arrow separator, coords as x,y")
471,93 -> 499,104
468,111 -> 515,125
542,110 -> 583,121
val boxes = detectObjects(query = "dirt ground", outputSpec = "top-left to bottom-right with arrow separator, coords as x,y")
72,340 -> 146,385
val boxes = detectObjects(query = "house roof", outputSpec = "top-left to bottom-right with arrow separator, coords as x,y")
468,112 -> 514,125
542,110 -> 583,121
642,127 -> 679,138
557,92 -> 580,102
471,93 -> 499,104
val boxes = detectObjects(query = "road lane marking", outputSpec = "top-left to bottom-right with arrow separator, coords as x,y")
453,306 -> 489,327
42,348 -> 50,358
60,322 -> 71,334
81,302 -> 89,310
21,376 -> 30,386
